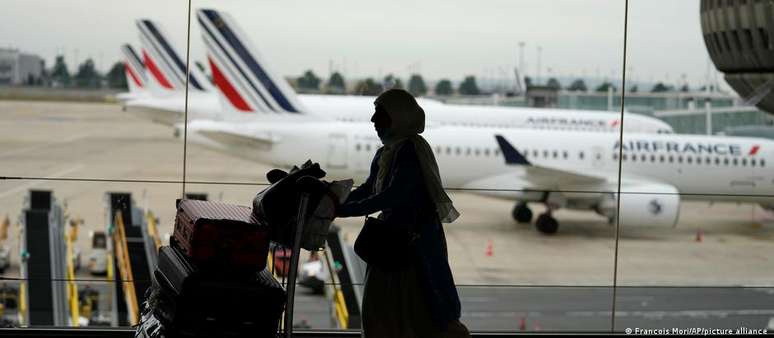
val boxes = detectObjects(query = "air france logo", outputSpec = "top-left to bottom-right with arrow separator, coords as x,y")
614,140 -> 761,157
648,199 -> 662,215
526,117 -> 607,128
749,145 -> 760,155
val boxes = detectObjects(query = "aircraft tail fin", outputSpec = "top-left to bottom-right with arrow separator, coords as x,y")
120,44 -> 147,95
136,18 -> 211,95
197,8 -> 307,116
495,135 -> 531,165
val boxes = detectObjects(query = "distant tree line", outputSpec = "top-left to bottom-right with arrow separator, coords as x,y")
539,77 -> 695,94
291,69 -> 488,97
41,54 -> 702,96
41,54 -> 127,90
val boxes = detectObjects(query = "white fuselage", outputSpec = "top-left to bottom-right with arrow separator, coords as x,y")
126,92 -> 674,133
186,119 -> 774,205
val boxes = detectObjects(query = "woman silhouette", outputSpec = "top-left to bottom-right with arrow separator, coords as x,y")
337,89 -> 469,337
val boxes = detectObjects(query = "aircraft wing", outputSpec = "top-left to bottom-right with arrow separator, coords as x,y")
197,129 -> 276,151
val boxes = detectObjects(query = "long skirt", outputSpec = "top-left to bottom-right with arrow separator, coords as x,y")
361,263 -> 470,338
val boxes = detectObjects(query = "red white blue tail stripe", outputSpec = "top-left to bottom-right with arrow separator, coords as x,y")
120,44 -> 146,89
197,8 -> 304,114
136,19 -> 209,92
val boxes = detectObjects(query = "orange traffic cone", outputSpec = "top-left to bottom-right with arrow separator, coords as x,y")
485,240 -> 493,257
518,317 -> 526,331
695,228 -> 703,242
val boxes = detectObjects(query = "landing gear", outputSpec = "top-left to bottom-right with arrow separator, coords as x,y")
535,212 -> 559,234
512,202 -> 533,223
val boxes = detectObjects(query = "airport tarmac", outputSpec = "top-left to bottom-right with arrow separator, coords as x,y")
1,100 -> 773,331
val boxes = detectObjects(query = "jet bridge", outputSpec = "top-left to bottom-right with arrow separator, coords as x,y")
19,190 -> 75,326
105,192 -> 160,326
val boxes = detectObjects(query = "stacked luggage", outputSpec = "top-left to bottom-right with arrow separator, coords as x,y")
136,161 -> 352,338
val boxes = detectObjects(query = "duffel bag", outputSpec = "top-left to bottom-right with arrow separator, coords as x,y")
253,161 -> 352,250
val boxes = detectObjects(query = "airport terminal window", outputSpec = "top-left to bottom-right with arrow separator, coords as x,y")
11,2 -> 774,335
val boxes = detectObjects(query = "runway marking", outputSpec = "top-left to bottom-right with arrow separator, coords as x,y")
0,133 -> 92,159
0,164 -> 85,200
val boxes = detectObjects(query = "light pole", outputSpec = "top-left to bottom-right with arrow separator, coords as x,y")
536,45 -> 542,85
518,41 -> 525,78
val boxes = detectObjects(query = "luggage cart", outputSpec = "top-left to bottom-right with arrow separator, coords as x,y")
282,176 -> 315,338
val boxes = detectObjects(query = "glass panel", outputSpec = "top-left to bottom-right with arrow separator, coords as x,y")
618,0 -> 774,333
0,180 -> 181,327
0,0 -> 190,182
183,0 -> 627,333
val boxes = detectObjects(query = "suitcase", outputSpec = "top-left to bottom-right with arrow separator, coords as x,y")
153,246 -> 286,336
173,199 -> 269,273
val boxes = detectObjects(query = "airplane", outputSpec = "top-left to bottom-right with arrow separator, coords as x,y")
176,8 -> 774,234
183,109 -> 774,234
122,10 -> 674,134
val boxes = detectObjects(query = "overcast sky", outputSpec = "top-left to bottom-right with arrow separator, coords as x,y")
0,0 -> 720,87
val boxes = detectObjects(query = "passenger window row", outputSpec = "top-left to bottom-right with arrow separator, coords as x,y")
613,153 -> 766,167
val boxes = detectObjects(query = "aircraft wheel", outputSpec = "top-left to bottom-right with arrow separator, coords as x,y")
512,203 -> 533,223
535,213 -> 559,234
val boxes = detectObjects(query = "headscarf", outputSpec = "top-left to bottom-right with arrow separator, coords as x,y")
373,89 -> 460,223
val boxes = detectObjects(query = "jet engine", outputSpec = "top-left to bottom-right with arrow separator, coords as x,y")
597,182 -> 681,227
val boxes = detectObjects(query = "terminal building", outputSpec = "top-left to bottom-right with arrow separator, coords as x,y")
0,48 -> 44,86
